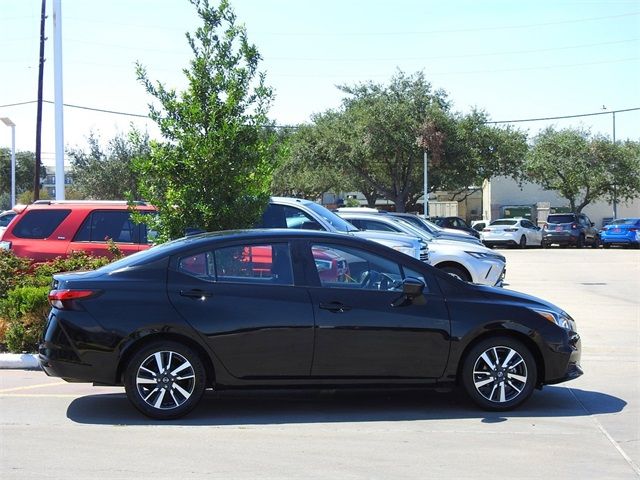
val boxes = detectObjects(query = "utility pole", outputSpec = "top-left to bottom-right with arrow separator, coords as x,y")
53,0 -> 65,200
34,0 -> 47,202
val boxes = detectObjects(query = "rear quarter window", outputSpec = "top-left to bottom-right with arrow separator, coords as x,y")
12,210 -> 71,239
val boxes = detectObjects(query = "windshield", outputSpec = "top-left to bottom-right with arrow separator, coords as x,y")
396,218 -> 435,241
490,220 -> 517,226
305,201 -> 358,232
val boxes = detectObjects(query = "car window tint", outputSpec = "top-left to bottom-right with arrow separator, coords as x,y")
179,252 -> 214,278
490,220 -> 517,226
310,243 -> 402,291
547,214 -> 575,224
73,210 -> 137,243
362,219 -> 399,232
12,209 -> 71,239
215,243 -> 293,285
282,206 -> 323,230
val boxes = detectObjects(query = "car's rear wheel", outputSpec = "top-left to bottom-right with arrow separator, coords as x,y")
602,243 -> 611,249
519,235 -> 527,249
124,340 -> 206,419
591,235 -> 600,248
462,336 -> 537,411
438,265 -> 472,282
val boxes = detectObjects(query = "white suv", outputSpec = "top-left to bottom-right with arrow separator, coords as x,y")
338,212 -> 506,287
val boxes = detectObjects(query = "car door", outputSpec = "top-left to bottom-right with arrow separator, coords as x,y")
522,220 -> 541,245
66,210 -> 143,258
303,241 -> 450,378
167,240 -> 315,379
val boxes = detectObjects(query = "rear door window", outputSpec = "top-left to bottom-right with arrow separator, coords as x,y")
12,209 -> 71,239
73,210 -> 138,243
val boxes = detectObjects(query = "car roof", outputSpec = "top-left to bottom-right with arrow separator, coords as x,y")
13,200 -> 154,214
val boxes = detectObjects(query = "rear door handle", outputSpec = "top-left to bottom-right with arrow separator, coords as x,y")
319,302 -> 352,313
180,289 -> 213,300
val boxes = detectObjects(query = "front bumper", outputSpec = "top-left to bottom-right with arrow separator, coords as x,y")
466,257 -> 506,287
543,331 -> 582,385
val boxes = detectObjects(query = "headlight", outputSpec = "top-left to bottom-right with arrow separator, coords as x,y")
465,251 -> 506,262
391,245 -> 419,259
531,308 -> 576,331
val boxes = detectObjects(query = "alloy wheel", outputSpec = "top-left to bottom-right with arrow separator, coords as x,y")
471,345 -> 528,404
136,350 -> 196,410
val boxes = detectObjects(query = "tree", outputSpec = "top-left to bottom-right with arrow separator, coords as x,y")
134,0 -> 276,240
284,71 -> 527,212
67,130 -> 149,200
0,149 -> 46,208
525,127 -> 640,213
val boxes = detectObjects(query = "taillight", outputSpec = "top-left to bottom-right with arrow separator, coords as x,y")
630,228 -> 638,232
543,223 -> 548,229
482,228 -> 491,232
48,289 -> 97,310
571,223 -> 578,229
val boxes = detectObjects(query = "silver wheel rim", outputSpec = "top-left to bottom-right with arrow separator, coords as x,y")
136,350 -> 196,410
472,346 -> 528,403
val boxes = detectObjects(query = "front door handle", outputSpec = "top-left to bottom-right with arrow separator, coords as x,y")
180,289 -> 213,300
319,302 -> 352,313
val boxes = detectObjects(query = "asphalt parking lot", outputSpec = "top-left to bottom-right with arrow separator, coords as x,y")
1,248 -> 638,479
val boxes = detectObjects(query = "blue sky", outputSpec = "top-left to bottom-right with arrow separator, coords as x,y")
1,0 -> 638,166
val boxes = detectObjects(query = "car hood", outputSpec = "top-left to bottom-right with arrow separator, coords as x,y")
435,232 -> 482,244
474,284 -> 563,313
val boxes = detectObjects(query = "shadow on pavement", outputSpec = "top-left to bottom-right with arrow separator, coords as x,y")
67,386 -> 626,426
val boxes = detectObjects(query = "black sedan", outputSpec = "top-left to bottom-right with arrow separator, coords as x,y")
40,230 -> 582,419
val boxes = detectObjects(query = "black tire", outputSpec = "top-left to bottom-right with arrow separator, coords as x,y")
591,235 -> 600,248
519,236 -> 527,249
576,235 -> 585,249
124,340 -> 207,420
462,336 -> 537,411
439,265 -> 472,282
541,242 -> 550,249
602,243 -> 611,249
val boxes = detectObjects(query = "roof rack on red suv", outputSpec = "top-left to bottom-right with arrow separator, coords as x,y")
0,200 -> 156,262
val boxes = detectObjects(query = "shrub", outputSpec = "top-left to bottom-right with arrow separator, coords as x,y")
0,286 -> 50,353
0,250 -> 31,298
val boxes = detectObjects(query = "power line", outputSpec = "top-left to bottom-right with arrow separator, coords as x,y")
1,100 -> 638,126
487,107 -> 640,124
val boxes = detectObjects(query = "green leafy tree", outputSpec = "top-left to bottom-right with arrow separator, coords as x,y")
526,128 -> 640,213
0,149 -> 46,208
67,130 -> 149,200
134,0 -> 276,240
284,71 -> 527,212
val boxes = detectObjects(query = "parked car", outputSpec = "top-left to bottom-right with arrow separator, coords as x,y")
432,216 -> 481,239
481,218 -> 542,248
40,229 -> 582,419
382,212 -> 482,245
0,209 -> 17,238
600,218 -> 640,248
541,213 -> 600,248
337,212 -> 506,286
258,197 -> 428,262
0,201 -> 156,262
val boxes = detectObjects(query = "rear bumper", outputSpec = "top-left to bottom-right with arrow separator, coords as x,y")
542,232 -> 578,245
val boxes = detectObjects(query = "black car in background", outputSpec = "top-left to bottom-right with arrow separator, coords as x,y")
40,230 -> 582,419
542,213 -> 600,248
432,216 -> 481,239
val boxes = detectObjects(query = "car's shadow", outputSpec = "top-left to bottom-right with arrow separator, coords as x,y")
67,386 -> 625,426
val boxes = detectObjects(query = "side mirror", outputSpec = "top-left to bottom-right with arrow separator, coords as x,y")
590,222 -> 595,227
403,277 -> 425,297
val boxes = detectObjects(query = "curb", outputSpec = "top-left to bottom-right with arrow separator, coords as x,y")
0,353 -> 41,370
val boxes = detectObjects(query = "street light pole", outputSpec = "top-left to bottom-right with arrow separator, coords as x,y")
1,117 -> 16,208
423,149 -> 428,218
612,111 -> 617,219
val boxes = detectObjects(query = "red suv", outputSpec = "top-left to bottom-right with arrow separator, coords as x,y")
0,201 -> 156,262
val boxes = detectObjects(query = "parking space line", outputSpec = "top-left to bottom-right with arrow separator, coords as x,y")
0,381 -> 67,393
567,387 -> 640,476
0,393 -> 79,398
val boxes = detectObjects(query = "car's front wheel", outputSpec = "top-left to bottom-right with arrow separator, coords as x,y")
462,336 -> 537,411
438,264 -> 472,282
124,340 -> 206,419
